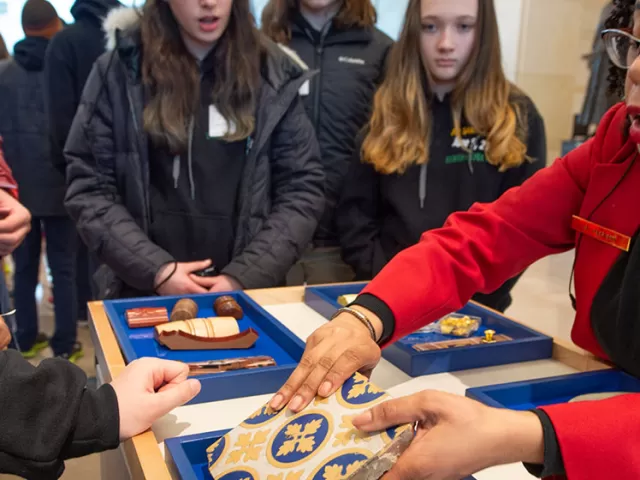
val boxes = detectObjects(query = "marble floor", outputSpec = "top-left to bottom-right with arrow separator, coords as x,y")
0,251 -> 577,479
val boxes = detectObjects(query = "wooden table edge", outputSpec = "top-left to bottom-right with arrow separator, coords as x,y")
90,285 -> 610,480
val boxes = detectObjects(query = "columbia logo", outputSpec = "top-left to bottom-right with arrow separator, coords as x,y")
338,56 -> 365,65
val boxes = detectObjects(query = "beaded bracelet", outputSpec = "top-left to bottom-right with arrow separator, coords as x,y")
331,307 -> 378,343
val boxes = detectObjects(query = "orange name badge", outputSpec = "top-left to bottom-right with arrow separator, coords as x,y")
571,216 -> 631,252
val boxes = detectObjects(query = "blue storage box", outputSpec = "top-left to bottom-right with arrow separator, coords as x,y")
304,285 -> 553,377
166,429 -> 476,480
104,293 -> 305,404
466,369 -> 640,409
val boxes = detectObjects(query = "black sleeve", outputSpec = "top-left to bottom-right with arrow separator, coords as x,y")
351,293 -> 396,345
64,58 -> 175,292
0,350 -> 119,480
335,133 -> 386,280
523,409 -> 566,478
500,97 -> 547,194
44,34 -> 78,177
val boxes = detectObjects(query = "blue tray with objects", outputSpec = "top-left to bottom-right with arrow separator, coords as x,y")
466,369 -> 640,409
304,284 -> 553,377
104,292 -> 305,405
166,429 -> 476,480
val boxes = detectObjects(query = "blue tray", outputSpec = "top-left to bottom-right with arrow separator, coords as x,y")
166,430 -> 229,480
304,285 -> 553,377
466,369 -> 640,409
166,429 -> 476,480
104,293 -> 305,404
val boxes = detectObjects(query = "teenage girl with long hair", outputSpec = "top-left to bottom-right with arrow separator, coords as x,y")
64,0 -> 324,298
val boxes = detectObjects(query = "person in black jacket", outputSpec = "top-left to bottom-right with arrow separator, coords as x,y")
336,0 -> 546,312
261,0 -> 392,286
0,0 -> 83,360
0,138 -> 200,480
64,1 -> 324,299
45,0 -> 122,324
45,0 -> 122,177
0,341 -> 201,479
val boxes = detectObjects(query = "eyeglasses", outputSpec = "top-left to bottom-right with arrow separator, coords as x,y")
602,28 -> 640,69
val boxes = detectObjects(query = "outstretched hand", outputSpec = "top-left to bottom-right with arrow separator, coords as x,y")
111,358 -> 201,440
352,390 -> 545,480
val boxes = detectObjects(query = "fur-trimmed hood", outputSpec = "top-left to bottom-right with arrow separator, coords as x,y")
103,6 -> 139,51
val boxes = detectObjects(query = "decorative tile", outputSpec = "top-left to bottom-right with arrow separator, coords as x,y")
208,373 -> 413,479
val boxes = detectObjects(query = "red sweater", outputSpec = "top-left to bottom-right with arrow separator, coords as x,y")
0,138 -> 18,198
364,103 -> 640,480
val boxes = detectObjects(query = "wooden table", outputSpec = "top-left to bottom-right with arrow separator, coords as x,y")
89,286 -> 609,480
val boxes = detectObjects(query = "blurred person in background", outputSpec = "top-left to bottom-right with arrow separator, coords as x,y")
261,0 -> 393,285
45,0 -> 123,326
0,0 -> 81,362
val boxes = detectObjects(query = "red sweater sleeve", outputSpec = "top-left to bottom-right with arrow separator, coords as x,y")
541,394 -> 640,479
0,138 -> 18,199
363,138 -> 593,344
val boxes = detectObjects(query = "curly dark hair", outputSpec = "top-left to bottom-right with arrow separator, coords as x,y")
607,0 -> 635,97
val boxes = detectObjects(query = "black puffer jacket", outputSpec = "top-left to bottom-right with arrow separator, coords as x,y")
45,0 -> 122,176
0,37 -> 67,217
286,14 -> 393,246
64,11 -> 324,297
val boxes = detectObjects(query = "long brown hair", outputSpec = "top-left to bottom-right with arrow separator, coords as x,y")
261,0 -> 376,44
0,34 -> 9,61
363,0 -> 528,174
140,0 -> 261,152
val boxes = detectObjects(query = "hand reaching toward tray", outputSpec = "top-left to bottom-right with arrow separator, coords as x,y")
352,390 -> 544,479
111,358 -> 201,440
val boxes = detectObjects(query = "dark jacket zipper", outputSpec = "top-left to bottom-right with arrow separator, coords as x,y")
313,44 -> 324,129
304,27 -> 329,131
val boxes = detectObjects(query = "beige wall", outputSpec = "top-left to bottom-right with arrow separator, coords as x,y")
515,0 -> 611,161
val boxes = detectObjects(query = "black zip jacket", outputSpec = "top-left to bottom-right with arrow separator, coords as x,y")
0,351 -> 119,479
64,9 -> 324,297
286,14 -> 393,247
44,0 -> 122,176
338,93 -> 546,311
0,37 -> 68,217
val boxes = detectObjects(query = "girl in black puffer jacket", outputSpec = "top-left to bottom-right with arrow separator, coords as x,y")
64,1 -> 324,299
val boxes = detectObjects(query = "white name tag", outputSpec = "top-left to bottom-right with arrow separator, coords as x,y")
299,80 -> 310,96
209,105 -> 236,138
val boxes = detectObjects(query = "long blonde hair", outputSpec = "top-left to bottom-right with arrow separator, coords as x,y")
363,0 -> 528,174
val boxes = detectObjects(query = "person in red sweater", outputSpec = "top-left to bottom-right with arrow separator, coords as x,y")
270,1 -> 640,478
0,139 -> 201,479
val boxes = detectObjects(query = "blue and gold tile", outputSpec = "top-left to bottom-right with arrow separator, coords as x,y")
208,373 -> 413,479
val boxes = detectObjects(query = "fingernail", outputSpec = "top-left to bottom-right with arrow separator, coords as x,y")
352,410 -> 372,427
319,381 -> 332,397
189,379 -> 202,395
289,395 -> 303,412
270,393 -> 284,410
